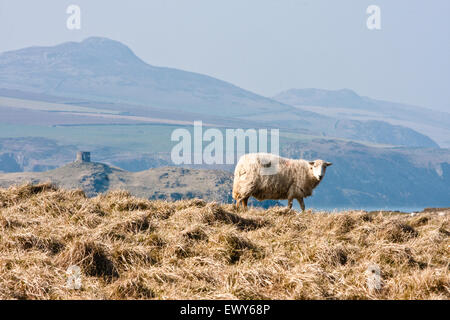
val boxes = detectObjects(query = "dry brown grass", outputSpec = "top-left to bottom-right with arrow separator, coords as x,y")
0,183 -> 448,300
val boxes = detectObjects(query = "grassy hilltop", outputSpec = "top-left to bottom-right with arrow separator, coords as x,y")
0,183 -> 448,300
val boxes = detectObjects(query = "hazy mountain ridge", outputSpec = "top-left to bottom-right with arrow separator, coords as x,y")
273,88 -> 450,147
332,119 -> 439,148
0,37 -> 292,118
0,37 -> 441,148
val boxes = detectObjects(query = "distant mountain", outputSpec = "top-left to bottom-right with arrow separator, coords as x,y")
0,37 -> 291,118
0,38 -> 441,148
332,119 -> 439,148
273,88 -> 450,148
274,88 -> 366,108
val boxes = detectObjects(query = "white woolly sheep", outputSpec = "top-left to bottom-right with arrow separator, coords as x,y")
232,153 -> 332,211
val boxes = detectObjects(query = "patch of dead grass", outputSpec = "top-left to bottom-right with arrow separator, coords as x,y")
0,183 -> 448,300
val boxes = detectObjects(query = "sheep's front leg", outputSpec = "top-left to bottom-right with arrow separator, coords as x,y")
235,199 -> 241,210
297,198 -> 305,212
242,197 -> 249,211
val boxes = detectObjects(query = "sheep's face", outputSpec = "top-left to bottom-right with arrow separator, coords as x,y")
308,160 -> 332,181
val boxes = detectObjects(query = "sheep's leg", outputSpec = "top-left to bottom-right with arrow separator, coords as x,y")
235,199 -> 241,210
297,198 -> 305,212
288,198 -> 293,209
242,197 -> 249,211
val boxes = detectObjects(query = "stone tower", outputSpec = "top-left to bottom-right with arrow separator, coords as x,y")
76,151 -> 91,163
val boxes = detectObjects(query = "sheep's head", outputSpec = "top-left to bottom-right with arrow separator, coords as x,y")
308,160 -> 332,181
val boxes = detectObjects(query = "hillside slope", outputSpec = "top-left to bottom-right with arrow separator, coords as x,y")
0,161 -> 232,203
0,161 -> 277,208
0,184 -> 448,300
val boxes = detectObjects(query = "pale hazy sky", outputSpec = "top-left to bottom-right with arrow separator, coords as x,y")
0,0 -> 449,112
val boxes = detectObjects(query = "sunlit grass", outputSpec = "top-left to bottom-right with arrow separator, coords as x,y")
0,183 -> 448,299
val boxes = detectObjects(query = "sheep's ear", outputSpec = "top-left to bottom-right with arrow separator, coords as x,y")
308,161 -> 315,166
325,162 -> 333,167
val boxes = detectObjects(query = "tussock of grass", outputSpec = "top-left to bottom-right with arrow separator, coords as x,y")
0,183 -> 448,300
56,240 -> 119,280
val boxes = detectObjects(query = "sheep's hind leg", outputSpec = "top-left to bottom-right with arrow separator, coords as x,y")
297,198 -> 305,212
235,199 -> 241,211
288,198 -> 293,209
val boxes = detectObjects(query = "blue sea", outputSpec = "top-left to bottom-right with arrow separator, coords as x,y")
283,201 -> 426,213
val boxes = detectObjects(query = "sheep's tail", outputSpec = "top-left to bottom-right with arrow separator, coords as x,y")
232,190 -> 240,201
232,158 -> 249,201
233,170 -> 247,201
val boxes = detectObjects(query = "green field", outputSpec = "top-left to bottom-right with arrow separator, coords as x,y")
0,123 -> 328,154
0,123 -> 180,153
0,96 -> 121,114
